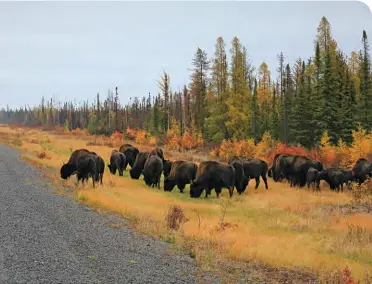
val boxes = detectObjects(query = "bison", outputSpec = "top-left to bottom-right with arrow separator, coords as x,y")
164,160 -> 197,193
273,154 -> 296,183
119,144 -> 139,170
339,168 -> 353,189
88,151 -> 105,185
352,158 -> 372,184
190,161 -> 235,198
319,168 -> 345,192
60,149 -> 90,179
163,159 -> 173,178
75,153 -> 98,187
241,158 -> 269,190
143,155 -> 163,189
108,151 -> 127,176
291,155 -> 323,188
228,156 -> 249,194
306,167 -> 320,190
129,151 -> 150,179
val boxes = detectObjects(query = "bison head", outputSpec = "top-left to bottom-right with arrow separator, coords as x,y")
130,166 -> 142,179
108,164 -> 117,175
163,160 -> 173,178
190,182 -> 203,198
60,164 -> 76,179
164,177 -> 176,192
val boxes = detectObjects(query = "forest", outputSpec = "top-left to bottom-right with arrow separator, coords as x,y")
1,16 -> 372,151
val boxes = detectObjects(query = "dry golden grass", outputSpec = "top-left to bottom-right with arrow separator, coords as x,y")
2,125 -> 372,283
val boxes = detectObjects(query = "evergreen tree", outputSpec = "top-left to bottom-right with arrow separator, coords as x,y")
358,30 -> 372,129
189,47 -> 209,133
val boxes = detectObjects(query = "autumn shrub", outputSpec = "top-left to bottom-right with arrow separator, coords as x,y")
37,151 -> 47,159
135,130 -> 147,145
125,127 -> 137,140
349,178 -> 372,205
350,124 -> 372,164
165,205 -> 188,231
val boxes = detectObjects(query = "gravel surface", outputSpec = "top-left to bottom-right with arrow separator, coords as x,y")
0,145 -> 221,284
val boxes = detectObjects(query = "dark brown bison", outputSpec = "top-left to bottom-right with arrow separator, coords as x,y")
273,154 -> 296,183
291,155 -> 323,188
119,144 -> 139,170
228,156 -> 249,194
90,152 -> 105,185
60,149 -> 90,179
143,155 -> 163,189
306,167 -> 320,190
319,168 -> 345,192
241,158 -> 269,190
129,151 -> 149,179
163,160 -> 173,178
352,158 -> 372,184
190,161 -> 235,198
75,153 -> 98,187
108,151 -> 126,176
164,160 -> 197,193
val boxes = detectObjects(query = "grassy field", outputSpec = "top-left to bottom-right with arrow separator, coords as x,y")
1,125 -> 372,283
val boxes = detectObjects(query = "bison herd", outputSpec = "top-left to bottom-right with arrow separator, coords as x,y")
60,144 -> 372,198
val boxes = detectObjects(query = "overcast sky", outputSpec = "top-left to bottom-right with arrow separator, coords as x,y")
0,1 -> 371,109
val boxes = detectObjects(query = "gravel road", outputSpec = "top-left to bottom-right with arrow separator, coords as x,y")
0,145 -> 220,284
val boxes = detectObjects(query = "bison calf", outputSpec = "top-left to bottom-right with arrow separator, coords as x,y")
306,167 -> 320,190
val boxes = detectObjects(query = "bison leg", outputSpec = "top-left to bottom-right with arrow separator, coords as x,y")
178,183 -> 185,194
215,187 -> 221,198
228,187 -> 233,198
255,177 -> 260,189
262,175 -> 268,190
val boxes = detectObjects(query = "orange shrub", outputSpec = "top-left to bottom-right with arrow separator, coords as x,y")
125,127 -> 137,140
135,130 -> 148,145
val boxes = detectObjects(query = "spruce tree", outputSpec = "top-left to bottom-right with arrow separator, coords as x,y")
358,30 -> 372,129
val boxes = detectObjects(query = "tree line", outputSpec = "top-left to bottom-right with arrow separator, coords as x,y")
1,16 -> 371,149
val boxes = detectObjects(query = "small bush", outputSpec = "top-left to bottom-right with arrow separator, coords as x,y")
165,205 -> 188,231
349,178 -> 372,205
37,152 -> 47,159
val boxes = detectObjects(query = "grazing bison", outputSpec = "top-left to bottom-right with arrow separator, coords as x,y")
119,144 -> 139,170
163,160 -> 173,178
291,155 -> 323,188
89,152 -> 105,185
228,156 -> 249,194
241,158 -> 269,190
164,160 -> 198,193
75,154 -> 98,187
190,161 -> 235,198
129,151 -> 150,179
143,155 -> 163,189
273,154 -> 296,183
108,151 -> 127,176
352,158 -> 372,184
319,168 -> 345,192
306,167 -> 320,190
60,149 -> 90,179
